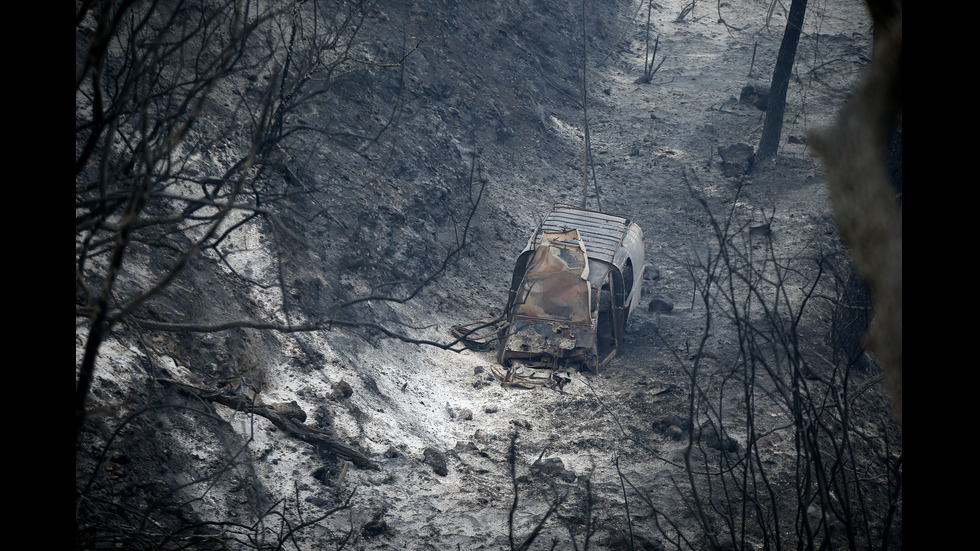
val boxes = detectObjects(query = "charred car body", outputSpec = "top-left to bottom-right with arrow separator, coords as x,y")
498,204 -> 645,373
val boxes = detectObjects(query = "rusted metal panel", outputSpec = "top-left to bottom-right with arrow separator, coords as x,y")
513,229 -> 591,323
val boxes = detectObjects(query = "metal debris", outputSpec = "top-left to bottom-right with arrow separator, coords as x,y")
449,318 -> 509,351
488,359 -> 571,391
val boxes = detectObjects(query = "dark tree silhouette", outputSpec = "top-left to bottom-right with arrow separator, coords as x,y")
757,0 -> 808,160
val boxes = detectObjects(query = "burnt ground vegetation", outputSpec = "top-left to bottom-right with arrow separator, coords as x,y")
76,0 -> 901,549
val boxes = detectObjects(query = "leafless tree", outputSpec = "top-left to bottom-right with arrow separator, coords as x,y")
611,177 -> 901,550
607,2 -> 903,546
76,0 -> 481,547
75,0 -> 475,436
76,0 -> 278,437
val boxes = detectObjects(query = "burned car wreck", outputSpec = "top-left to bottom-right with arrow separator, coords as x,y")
495,204 -> 645,384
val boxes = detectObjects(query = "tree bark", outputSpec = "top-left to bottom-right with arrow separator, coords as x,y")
757,0 -> 808,161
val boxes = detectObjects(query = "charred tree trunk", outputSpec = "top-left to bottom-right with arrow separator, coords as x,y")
757,0 -> 808,161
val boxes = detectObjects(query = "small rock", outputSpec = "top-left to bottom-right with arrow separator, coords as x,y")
509,419 -> 531,430
718,143 -> 755,177
422,447 -> 449,476
531,457 -> 577,483
473,429 -> 488,443
654,414 -> 691,435
361,512 -> 390,539
330,380 -> 353,400
459,408 -> 473,420
384,446 -> 401,459
699,425 -> 740,454
484,405 -> 499,414
749,223 -> 771,238
648,296 -> 674,313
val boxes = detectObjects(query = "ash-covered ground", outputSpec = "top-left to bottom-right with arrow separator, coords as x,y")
76,0 -> 900,549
